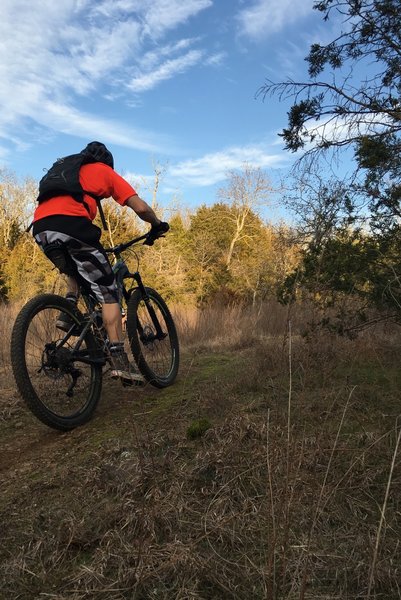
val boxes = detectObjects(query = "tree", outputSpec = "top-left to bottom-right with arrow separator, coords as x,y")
282,171 -> 358,247
127,159 -> 168,214
260,0 -> 401,159
217,166 -> 273,267
0,169 -> 35,249
186,204 -> 231,303
95,199 -> 141,249
0,169 -> 37,301
259,0 -> 401,227
227,222 -> 277,304
258,0 -> 401,319
139,210 -> 192,302
277,174 -> 401,332
0,166 -> 299,307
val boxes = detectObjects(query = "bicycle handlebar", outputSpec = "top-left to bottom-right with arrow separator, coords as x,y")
104,231 -> 164,255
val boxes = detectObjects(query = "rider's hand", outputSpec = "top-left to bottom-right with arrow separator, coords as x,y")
144,221 -> 170,246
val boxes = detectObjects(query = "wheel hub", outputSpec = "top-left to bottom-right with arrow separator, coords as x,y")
41,343 -> 73,379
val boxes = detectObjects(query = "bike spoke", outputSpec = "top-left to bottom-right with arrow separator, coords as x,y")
135,297 -> 175,379
24,307 -> 95,418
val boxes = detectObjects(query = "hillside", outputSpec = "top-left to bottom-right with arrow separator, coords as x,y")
1,319 -> 401,599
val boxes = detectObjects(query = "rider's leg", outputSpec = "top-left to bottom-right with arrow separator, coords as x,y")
102,302 -> 123,343
65,276 -> 79,298
64,278 -> 122,342
55,276 -> 80,331
103,302 -> 144,383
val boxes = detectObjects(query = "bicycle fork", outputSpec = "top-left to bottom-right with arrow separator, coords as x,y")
130,272 -> 166,341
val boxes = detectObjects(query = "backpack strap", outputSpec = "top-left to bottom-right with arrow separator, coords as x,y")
83,191 -> 108,231
97,199 -> 108,231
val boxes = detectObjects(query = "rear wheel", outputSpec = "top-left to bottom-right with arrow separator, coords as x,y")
127,287 -> 179,388
11,294 -> 103,431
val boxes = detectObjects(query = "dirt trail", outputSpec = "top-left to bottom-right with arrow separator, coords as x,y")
0,375 -> 169,477
0,347 -> 209,483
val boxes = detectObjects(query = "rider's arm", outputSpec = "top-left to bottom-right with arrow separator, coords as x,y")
125,194 -> 161,227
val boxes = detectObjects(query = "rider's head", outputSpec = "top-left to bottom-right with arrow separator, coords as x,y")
81,141 -> 114,169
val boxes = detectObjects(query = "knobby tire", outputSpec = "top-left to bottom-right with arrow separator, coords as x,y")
126,287 -> 179,388
11,293 -> 102,431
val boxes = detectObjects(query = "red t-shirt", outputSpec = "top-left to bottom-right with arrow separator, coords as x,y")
33,162 -> 137,222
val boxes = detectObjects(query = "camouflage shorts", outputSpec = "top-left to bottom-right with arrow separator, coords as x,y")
34,230 -> 119,304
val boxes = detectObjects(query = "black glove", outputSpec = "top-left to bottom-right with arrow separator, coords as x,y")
144,221 -> 170,246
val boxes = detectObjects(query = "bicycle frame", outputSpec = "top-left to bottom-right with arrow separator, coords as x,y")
105,233 -> 167,340
12,226 -> 178,430
54,232 -> 166,367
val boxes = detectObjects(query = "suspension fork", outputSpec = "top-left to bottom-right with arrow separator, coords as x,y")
130,272 -> 165,339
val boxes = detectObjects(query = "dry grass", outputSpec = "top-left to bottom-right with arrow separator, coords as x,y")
1,300 -> 401,598
175,300 -> 292,350
0,302 -> 20,376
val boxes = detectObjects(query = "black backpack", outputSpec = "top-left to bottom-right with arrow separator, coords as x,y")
36,153 -> 107,229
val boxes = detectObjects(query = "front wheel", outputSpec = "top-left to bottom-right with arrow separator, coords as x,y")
126,287 -> 179,388
11,294 -> 103,431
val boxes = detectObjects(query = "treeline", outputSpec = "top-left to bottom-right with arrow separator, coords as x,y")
3,161 -> 401,341
0,167 -> 298,306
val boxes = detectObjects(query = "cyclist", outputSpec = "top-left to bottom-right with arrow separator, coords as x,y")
32,141 -> 169,384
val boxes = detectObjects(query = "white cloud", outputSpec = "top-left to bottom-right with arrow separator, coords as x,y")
86,0 -> 212,37
205,52 -> 227,67
237,0 -> 314,40
141,0 -> 213,37
302,112 -> 393,152
129,35 -> 226,93
0,0 -> 213,154
121,143 -> 286,195
129,50 -> 204,92
141,38 -> 198,70
169,144 -> 285,186
36,101 -> 168,153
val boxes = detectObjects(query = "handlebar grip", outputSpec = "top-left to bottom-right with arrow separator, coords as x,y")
144,221 -> 169,246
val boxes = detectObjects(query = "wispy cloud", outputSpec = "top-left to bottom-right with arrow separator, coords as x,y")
129,50 -> 204,92
141,38 -> 198,70
205,52 -> 227,67
237,0 -> 314,40
129,34 -> 227,93
37,101 -> 169,153
0,0 -> 214,156
141,0 -> 213,38
169,143 -> 285,186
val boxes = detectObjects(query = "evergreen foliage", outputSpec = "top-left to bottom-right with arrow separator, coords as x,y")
259,0 -> 401,324
260,0 -> 401,159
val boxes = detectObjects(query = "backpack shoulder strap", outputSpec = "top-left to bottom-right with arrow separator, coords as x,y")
83,190 -> 108,231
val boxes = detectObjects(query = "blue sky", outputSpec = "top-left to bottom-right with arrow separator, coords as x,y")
0,0 -> 335,216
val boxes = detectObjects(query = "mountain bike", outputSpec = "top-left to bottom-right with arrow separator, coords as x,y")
10,232 -> 179,431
